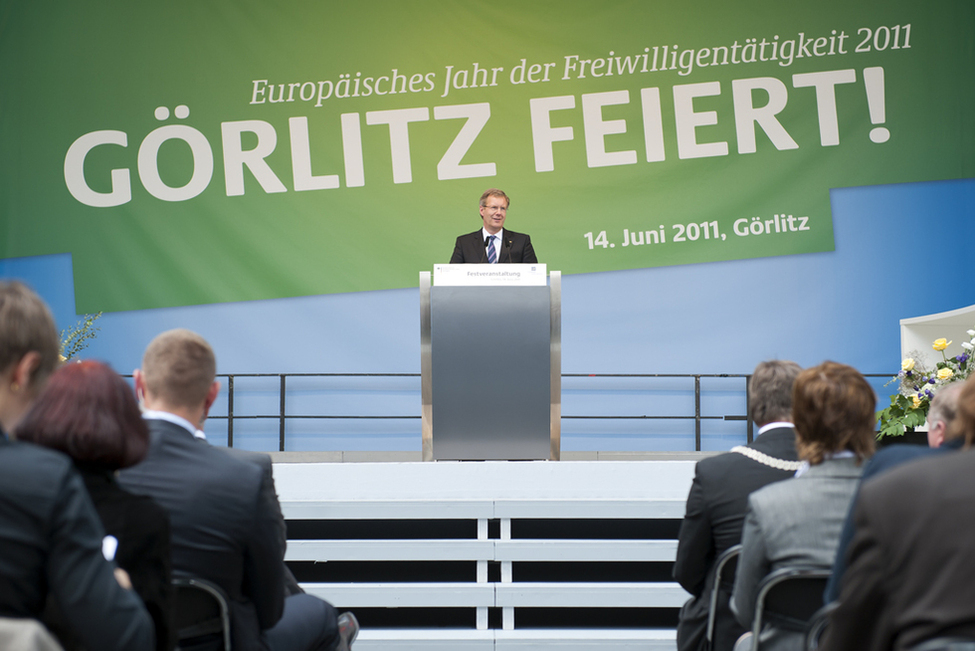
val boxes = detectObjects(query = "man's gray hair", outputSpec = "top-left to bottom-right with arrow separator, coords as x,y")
749,360 -> 803,425
929,382 -> 964,436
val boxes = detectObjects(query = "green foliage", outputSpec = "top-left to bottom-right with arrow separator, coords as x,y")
59,312 -> 102,361
876,393 -> 928,440
876,328 -> 975,440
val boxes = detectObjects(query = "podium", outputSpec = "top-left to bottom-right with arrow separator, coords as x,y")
420,264 -> 561,461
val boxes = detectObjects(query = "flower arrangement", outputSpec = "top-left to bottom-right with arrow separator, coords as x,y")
876,329 -> 975,439
59,312 -> 102,362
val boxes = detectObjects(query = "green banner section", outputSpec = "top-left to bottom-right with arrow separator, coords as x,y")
1,1 -> 973,312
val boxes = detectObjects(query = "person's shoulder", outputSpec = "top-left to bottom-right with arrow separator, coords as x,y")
221,446 -> 272,472
861,445 -> 942,481
0,438 -> 74,476
864,445 -> 974,497
745,467 -> 800,509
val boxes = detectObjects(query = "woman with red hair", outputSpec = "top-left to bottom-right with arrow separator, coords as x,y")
18,360 -> 174,651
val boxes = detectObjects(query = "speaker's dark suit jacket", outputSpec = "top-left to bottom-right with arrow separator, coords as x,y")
449,229 -> 538,264
673,426 -> 799,651
119,419 -> 285,651
0,435 -> 153,650
822,448 -> 975,651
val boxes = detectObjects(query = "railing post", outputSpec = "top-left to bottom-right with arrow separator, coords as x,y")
227,375 -> 234,448
694,375 -> 702,451
279,375 -> 287,451
745,374 -> 754,443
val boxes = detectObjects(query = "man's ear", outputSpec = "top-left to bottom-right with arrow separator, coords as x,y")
202,380 -> 221,420
133,369 -> 147,403
12,351 -> 41,390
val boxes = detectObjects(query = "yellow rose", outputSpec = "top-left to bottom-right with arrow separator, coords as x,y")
933,338 -> 951,351
912,395 -> 922,409
901,358 -> 915,371
937,368 -> 954,381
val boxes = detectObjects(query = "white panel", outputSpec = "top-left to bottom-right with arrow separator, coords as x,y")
495,540 -> 677,562
281,499 -> 494,520
285,539 -> 493,561
302,582 -> 495,607
495,582 -> 689,608
274,460 -> 696,503
495,629 -> 677,651
493,499 -> 686,519
356,629 -> 495,651
353,629 -> 677,651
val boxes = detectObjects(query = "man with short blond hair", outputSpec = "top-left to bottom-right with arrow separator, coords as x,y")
122,329 -> 357,651
140,328 -> 217,410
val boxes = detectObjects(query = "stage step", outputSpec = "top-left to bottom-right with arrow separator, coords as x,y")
353,628 -> 677,650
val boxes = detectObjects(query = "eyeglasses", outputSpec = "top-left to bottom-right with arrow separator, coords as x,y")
483,205 -> 507,213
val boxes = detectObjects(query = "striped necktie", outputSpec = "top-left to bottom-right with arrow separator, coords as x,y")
486,235 -> 497,263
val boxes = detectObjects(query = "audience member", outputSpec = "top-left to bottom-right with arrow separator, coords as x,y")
820,375 -> 975,651
823,381 -> 965,603
119,328 -> 358,651
731,361 -> 875,651
0,281 -> 153,650
18,360 -> 175,650
674,360 -> 803,651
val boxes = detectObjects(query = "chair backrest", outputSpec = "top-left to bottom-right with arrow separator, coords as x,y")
804,601 -> 838,651
173,577 -> 232,651
706,544 -> 742,649
910,638 -> 975,651
751,567 -> 830,647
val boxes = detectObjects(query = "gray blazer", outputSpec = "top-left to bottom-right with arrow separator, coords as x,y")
731,456 -> 863,651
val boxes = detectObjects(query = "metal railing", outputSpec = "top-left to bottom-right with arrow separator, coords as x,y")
200,372 -> 893,451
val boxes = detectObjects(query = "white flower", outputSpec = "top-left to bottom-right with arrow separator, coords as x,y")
968,329 -> 975,337
963,342 -> 974,351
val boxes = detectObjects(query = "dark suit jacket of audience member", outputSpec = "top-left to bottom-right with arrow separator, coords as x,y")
82,467 -> 174,650
821,448 -> 975,651
119,419 -> 285,651
223,446 -> 303,596
449,229 -> 538,264
673,426 -> 799,651
0,435 -> 153,650
823,438 -> 962,603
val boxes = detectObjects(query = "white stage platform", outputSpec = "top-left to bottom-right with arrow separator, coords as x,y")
274,460 -> 697,651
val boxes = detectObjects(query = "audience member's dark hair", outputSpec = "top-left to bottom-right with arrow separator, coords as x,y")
792,361 -> 876,464
17,360 -> 149,469
947,375 -> 975,447
748,360 -> 803,425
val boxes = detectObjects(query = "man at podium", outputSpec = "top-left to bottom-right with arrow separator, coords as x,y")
449,189 -> 538,264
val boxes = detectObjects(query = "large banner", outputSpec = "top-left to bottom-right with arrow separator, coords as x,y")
2,1 -> 972,312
